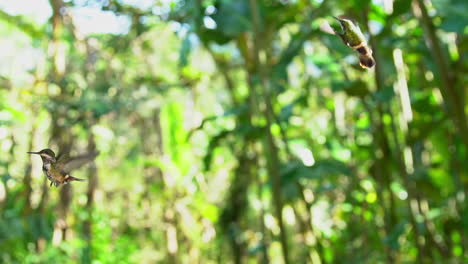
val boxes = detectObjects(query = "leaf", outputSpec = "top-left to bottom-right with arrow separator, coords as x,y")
199,203 -> 219,222
0,9 -> 44,39
369,2 -> 387,23
198,28 -> 232,45
278,95 -> 306,122
392,0 -> 412,17
0,75 -> 12,90
280,159 -> 352,185
432,0 -> 468,33
373,85 -> 395,103
203,130 -> 231,170
203,124 -> 262,170
179,34 -> 192,68
248,242 -> 267,255
161,102 -> 191,173
278,103 -> 294,122
384,221 -> 407,249
188,103 -> 249,137
0,104 -> 26,123
211,0 -> 251,38
332,80 -> 370,97
440,15 -> 468,33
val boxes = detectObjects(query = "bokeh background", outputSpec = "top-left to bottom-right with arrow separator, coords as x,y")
0,0 -> 467,263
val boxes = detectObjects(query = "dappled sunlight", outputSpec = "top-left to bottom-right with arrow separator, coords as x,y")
0,0 -> 467,263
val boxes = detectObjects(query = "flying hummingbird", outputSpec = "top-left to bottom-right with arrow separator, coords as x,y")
28,148 -> 98,187
333,16 -> 375,69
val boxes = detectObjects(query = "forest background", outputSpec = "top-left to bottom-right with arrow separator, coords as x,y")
0,0 -> 467,263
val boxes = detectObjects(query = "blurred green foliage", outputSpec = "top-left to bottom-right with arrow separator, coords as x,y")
0,0 -> 467,263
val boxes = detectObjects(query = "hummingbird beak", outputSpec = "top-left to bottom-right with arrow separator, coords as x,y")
27,151 -> 40,155
333,16 -> 345,23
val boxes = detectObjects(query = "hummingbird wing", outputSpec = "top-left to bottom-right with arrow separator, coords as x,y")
56,151 -> 99,174
330,16 -> 353,45
56,152 -> 70,163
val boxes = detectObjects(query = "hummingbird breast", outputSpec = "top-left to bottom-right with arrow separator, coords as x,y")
43,166 -> 55,182
42,163 -> 51,171
42,163 -> 62,185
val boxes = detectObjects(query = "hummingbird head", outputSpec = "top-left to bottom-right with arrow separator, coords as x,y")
28,149 -> 56,162
333,16 -> 357,31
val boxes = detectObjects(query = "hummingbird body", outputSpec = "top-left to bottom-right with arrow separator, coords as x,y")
28,149 -> 97,187
333,16 -> 375,68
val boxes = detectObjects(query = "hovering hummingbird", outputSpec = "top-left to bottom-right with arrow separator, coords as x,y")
28,148 -> 98,187
333,16 -> 375,69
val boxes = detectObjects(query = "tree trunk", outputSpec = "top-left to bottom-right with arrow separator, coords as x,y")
23,122 -> 37,215
413,0 -> 468,152
248,1 -> 290,263
83,132 -> 98,263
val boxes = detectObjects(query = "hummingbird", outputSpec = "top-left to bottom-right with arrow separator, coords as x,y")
28,148 -> 98,187
333,16 -> 375,69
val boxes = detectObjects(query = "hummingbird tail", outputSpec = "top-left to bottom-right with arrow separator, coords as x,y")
359,54 -> 375,69
65,175 -> 85,183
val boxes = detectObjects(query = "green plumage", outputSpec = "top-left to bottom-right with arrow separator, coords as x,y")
333,17 -> 367,48
333,16 -> 375,68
